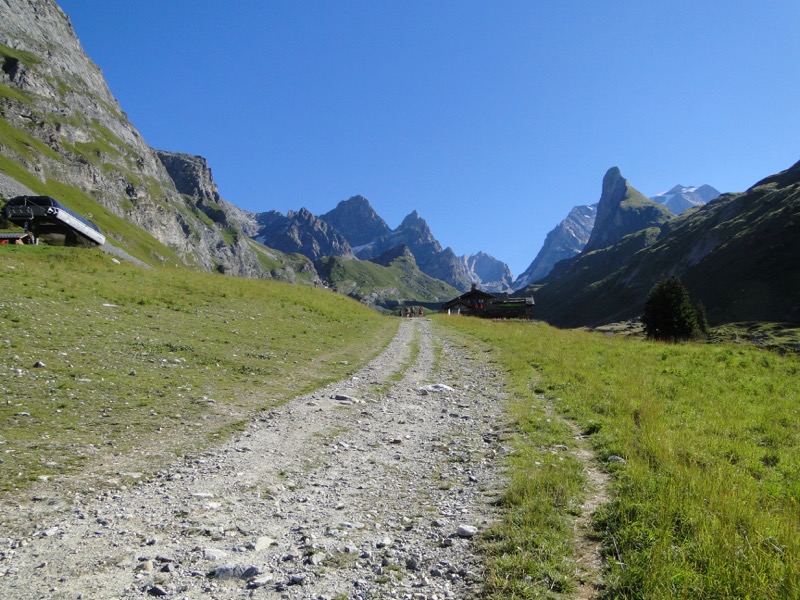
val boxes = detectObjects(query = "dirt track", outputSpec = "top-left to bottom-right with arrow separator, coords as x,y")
0,318 -> 511,599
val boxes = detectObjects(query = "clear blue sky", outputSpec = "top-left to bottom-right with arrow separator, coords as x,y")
58,0 -> 800,276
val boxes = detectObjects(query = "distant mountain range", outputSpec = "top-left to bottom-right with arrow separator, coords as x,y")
245,195 -> 513,294
513,181 -> 720,288
518,166 -> 798,326
651,184 -> 720,215
1,0 -> 797,325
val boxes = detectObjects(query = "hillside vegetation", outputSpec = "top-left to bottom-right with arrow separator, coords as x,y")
531,160 -> 800,327
315,254 -> 458,312
0,247 -> 397,493
436,315 -> 800,599
3,246 -> 799,598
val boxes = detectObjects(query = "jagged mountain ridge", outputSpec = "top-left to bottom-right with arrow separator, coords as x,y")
253,207 -> 354,261
513,204 -> 597,289
317,198 -> 509,292
523,161 -> 800,326
319,195 -> 391,249
651,184 -> 720,215
513,179 -> 719,289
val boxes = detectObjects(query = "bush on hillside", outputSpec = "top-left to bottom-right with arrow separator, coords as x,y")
642,276 -> 706,341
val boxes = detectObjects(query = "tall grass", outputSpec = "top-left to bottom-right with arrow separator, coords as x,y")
0,247 -> 397,493
435,316 -> 800,599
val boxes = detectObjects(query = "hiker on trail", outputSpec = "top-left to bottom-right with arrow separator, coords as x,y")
419,307 -> 423,317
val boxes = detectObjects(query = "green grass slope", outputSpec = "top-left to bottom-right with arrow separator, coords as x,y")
315,254 -> 459,311
531,159 -> 800,327
437,315 -> 800,599
0,247 -> 397,493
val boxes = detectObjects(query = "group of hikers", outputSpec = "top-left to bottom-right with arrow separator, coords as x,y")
400,306 -> 424,318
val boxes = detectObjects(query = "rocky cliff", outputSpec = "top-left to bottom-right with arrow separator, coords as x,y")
319,195 -> 391,248
583,167 -> 673,254
461,251 -> 514,293
253,207 -> 354,261
514,204 -> 597,289
0,0 -> 300,279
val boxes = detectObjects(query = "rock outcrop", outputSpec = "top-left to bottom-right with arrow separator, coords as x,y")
514,204 -> 597,289
254,207 -> 354,261
319,195 -> 391,249
583,167 -> 673,254
461,251 -> 514,293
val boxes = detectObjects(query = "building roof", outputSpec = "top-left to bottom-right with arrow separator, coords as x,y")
441,285 -> 497,310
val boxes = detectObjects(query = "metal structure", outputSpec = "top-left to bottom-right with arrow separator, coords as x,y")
2,195 -> 105,246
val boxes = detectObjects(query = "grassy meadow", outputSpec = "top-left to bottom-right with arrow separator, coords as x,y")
0,246 -> 397,493
434,315 -> 800,599
3,246 -> 799,599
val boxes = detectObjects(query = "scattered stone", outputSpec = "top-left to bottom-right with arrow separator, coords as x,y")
457,524 -> 478,538
135,560 -> 154,572
147,585 -> 169,597
208,564 -> 263,580
203,548 -> 228,561
253,536 -> 276,551
418,384 -> 455,395
247,574 -> 274,589
607,455 -> 627,464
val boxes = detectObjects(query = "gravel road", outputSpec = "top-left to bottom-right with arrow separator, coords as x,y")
0,318 -> 510,599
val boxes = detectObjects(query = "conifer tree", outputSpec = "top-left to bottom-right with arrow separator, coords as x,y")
642,276 -> 703,341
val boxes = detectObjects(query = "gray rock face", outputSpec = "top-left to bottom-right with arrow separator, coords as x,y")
0,0 -> 298,280
355,211 -> 473,291
514,204 -> 597,289
254,208 -> 354,261
419,246 -> 474,292
319,195 -> 391,248
461,251 -> 514,293
156,152 -> 221,205
583,167 -> 673,254
650,184 -> 720,215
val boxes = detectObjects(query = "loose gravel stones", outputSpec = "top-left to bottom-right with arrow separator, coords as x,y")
0,319 -> 508,599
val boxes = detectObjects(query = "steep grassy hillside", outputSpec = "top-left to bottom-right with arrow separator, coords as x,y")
0,247 -> 397,493
531,160 -> 800,327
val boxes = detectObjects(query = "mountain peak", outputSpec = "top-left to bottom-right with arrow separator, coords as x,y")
399,210 -> 426,229
651,184 -> 720,215
584,167 -> 672,253
600,166 -> 628,206
319,195 -> 391,248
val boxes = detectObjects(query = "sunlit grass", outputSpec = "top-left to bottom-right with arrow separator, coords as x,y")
0,246 -> 397,493
434,315 -> 800,599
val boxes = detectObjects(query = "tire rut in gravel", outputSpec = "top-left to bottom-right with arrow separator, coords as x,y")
0,318 -> 509,600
